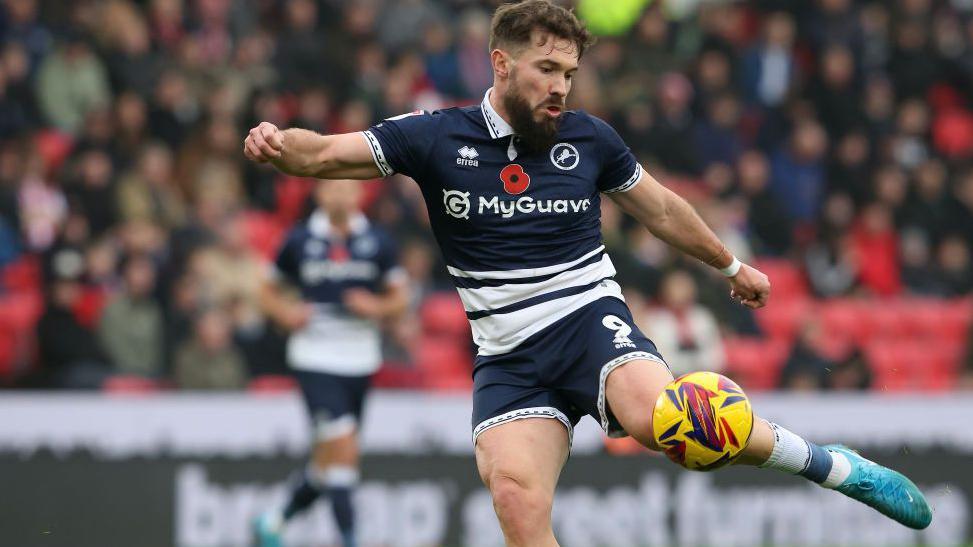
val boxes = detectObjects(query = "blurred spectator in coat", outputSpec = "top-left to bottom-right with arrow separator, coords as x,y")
770,120 -> 828,224
117,142 -> 187,230
851,202 -> 901,296
778,318 -> 834,391
174,306 -> 247,390
98,254 -> 165,378
638,270 -> 724,377
827,348 -> 872,390
806,193 -> 857,297
692,93 -> 743,169
36,246 -> 110,388
936,235 -> 973,296
741,12 -> 797,110
35,33 -> 111,135
808,43 -> 862,139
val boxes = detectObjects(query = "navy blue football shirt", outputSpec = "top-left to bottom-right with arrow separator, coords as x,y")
273,211 -> 403,375
363,89 -> 644,355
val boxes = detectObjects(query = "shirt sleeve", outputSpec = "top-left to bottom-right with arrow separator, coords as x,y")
591,115 -> 643,194
272,231 -> 300,284
375,232 -> 408,286
361,110 -> 441,179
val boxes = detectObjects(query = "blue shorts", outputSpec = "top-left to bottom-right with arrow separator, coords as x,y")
472,296 -> 668,444
293,370 -> 372,440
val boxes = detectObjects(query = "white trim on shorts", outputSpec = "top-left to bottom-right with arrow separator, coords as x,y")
313,413 -> 357,442
597,351 -> 669,438
472,406 -> 573,446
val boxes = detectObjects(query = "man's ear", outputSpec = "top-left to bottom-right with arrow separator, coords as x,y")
491,48 -> 513,79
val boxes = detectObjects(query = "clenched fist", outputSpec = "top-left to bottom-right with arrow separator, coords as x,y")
728,263 -> 771,309
243,122 -> 284,163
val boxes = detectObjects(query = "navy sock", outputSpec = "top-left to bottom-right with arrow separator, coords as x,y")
282,473 -> 321,520
798,441 -> 833,484
326,486 -> 356,547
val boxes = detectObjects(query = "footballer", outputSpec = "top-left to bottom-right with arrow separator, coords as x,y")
244,2 -> 932,545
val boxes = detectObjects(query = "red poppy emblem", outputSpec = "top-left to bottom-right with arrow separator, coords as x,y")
500,164 -> 530,195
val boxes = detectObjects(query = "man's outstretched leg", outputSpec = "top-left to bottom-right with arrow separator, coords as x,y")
255,428 -> 361,547
475,417 -> 570,547
605,361 -> 933,530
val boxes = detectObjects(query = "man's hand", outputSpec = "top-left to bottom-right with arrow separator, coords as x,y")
728,263 -> 771,309
243,122 -> 284,163
280,302 -> 313,331
343,288 -> 383,320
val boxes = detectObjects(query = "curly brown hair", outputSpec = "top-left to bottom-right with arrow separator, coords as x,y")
489,0 -> 594,59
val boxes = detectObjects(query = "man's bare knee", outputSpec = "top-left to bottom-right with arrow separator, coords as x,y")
489,474 -> 552,541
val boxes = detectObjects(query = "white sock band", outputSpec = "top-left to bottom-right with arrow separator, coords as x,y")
309,465 -> 360,489
760,422 -> 811,474
822,450 -> 852,488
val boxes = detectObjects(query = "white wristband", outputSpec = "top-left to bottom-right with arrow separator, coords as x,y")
720,256 -> 742,277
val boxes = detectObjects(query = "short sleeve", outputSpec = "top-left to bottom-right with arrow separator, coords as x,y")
362,110 -> 441,179
272,231 -> 301,284
592,115 -> 643,194
375,232 -> 407,286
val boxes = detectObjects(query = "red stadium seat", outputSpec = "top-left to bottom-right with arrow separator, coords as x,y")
0,327 -> 16,379
414,337 -> 473,391
0,291 -> 43,331
751,258 -> 809,301
863,338 -> 958,391
274,176 -> 314,225
754,298 -> 814,341
941,299 -> 973,343
1,256 -> 40,292
102,375 -> 165,394
247,374 -> 298,393
819,300 -> 868,344
723,337 -> 789,391
419,292 -> 470,339
240,210 -> 286,261
371,362 -> 424,389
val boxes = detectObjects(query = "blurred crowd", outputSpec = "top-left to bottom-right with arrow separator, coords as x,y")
0,0 -> 972,392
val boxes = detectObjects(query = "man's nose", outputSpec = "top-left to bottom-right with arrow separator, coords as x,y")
549,77 -> 567,98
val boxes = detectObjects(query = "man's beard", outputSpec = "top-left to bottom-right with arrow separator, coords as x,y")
502,79 -> 562,153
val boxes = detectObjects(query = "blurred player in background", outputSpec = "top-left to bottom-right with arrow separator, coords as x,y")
244,1 -> 931,545
253,179 -> 408,547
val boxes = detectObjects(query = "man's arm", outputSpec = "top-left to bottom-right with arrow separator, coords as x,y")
610,172 -> 771,309
259,279 -> 313,331
343,278 -> 410,321
243,122 -> 382,180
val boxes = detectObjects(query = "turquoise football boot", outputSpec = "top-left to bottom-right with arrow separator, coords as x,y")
824,445 -> 932,529
253,511 -> 284,547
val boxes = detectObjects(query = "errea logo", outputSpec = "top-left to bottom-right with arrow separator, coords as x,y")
457,146 -> 479,167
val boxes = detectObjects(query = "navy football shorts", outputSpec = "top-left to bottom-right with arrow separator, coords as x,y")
293,370 -> 372,441
472,296 -> 668,445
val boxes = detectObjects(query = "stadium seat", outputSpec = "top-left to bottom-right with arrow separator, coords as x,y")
240,210 -> 286,261
753,297 -> 814,341
941,299 -> 973,343
1,256 -> 40,292
819,300 -> 868,344
371,362 -> 424,389
102,375 -> 165,394
0,327 -> 16,379
723,337 -> 789,390
34,129 -> 74,174
863,338 -> 957,391
247,374 -> 298,393
274,175 -> 314,225
414,337 -> 473,391
869,301 -> 912,338
751,258 -> 809,301
419,292 -> 470,339
0,291 -> 43,331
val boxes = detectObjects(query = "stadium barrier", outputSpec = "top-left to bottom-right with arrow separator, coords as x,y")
0,392 -> 969,546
